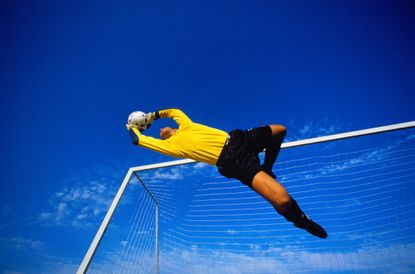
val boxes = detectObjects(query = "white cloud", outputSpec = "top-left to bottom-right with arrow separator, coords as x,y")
87,242 -> 415,273
0,237 -> 46,251
193,162 -> 209,169
287,119 -> 346,142
39,178 -> 118,228
0,235 -> 81,274
153,167 -> 184,180
47,263 -> 78,274
137,161 -> 216,184
140,164 -> 210,182
278,144 -> 406,185
165,243 -> 415,273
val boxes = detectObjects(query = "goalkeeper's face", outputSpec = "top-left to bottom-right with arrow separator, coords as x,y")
160,127 -> 177,140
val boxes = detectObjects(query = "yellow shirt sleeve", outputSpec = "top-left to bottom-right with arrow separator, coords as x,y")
132,127 -> 182,156
130,108 -> 228,165
157,108 -> 192,128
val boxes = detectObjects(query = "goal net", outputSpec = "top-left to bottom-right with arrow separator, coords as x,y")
79,122 -> 415,274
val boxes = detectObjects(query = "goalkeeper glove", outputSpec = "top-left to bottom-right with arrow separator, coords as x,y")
146,112 -> 158,125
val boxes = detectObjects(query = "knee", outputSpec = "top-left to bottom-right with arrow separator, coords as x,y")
273,195 -> 292,213
270,125 -> 286,138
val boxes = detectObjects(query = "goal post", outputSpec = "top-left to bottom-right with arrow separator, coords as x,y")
77,121 -> 415,274
134,173 -> 159,274
76,159 -> 195,274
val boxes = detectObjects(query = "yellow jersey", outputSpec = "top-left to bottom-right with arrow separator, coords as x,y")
130,109 -> 228,165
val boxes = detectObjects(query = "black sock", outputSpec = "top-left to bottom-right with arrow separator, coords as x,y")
263,130 -> 285,172
276,197 -> 305,225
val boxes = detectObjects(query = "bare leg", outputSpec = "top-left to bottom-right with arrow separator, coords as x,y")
251,171 -> 291,212
251,171 -> 328,238
251,171 -> 301,218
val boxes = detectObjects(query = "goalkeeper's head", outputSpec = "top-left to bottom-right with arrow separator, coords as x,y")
160,127 -> 177,140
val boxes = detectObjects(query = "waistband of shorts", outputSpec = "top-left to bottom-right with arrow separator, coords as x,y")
217,133 -> 232,166
224,133 -> 231,146
224,130 -> 239,146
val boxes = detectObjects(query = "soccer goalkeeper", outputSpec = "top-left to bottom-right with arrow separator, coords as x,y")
126,108 -> 327,238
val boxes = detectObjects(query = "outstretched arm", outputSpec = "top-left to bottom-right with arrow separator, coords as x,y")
149,109 -> 192,129
126,109 -> 186,156
128,127 -> 181,156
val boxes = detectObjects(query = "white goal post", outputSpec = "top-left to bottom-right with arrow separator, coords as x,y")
77,121 -> 415,274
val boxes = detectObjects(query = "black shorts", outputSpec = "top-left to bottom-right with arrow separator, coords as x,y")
216,126 -> 273,187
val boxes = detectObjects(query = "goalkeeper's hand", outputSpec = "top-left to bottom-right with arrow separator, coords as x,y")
125,111 -> 157,131
125,123 -> 148,132
126,123 -> 135,131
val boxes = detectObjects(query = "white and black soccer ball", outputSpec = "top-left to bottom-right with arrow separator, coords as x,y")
127,111 -> 151,131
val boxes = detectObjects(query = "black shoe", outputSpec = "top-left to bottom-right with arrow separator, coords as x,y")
294,214 -> 328,239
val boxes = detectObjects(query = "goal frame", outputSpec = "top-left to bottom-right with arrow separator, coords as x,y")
77,121 -> 415,274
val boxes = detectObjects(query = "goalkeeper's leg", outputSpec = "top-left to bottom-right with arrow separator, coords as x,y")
262,125 -> 286,178
251,171 -> 327,239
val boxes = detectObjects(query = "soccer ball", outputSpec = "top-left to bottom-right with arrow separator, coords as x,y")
127,111 -> 151,131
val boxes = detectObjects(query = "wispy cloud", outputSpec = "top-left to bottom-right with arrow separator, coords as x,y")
278,138 -> 415,185
39,178 -> 119,228
87,242 -> 415,273
138,162 -> 215,183
153,167 -> 185,180
178,243 -> 414,273
0,237 -> 46,252
193,162 -> 209,169
0,235 -> 79,274
38,163 -> 210,229
407,134 -> 415,141
287,119 -> 347,142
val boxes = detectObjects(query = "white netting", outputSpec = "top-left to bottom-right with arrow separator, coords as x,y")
87,127 -> 415,274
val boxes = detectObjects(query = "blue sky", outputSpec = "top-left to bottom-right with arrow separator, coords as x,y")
0,0 -> 414,273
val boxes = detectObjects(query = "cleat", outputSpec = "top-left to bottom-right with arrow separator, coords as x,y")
294,214 -> 328,239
